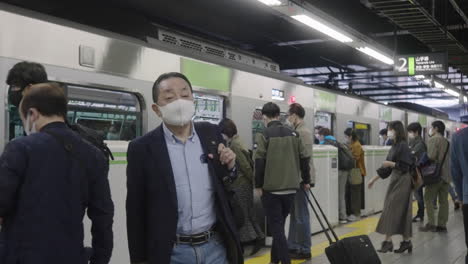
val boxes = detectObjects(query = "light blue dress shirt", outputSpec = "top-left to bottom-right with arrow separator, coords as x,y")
163,123 -> 216,235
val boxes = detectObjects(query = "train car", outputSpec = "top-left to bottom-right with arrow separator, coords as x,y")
0,4 -> 465,263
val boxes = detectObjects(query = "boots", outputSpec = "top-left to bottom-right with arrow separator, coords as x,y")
394,241 -> 413,253
377,241 -> 393,253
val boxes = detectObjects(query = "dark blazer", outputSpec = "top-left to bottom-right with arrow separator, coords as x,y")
126,122 -> 243,264
0,122 -> 114,264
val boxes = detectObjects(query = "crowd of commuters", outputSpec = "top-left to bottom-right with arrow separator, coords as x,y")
0,61 -> 467,264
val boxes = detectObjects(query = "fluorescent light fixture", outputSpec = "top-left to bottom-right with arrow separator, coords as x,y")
465,96 -> 467,103
445,89 -> 460,97
257,0 -> 281,6
291,15 -> 353,43
356,47 -> 394,65
434,81 -> 445,89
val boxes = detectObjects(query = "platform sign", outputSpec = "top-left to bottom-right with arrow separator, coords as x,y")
394,52 -> 448,76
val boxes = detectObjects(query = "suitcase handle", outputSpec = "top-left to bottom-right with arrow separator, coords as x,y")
302,189 -> 339,244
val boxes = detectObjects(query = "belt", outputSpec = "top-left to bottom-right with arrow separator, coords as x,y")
176,229 -> 216,245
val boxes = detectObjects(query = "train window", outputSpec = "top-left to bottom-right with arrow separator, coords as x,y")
348,121 -> 371,145
315,111 -> 333,133
193,92 -> 224,124
67,85 -> 142,141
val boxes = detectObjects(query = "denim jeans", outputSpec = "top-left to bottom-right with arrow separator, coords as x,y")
170,233 -> 228,264
414,185 -> 425,218
288,189 -> 311,254
449,183 -> 459,201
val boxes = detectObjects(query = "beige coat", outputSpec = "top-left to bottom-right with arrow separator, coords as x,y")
295,122 -> 316,185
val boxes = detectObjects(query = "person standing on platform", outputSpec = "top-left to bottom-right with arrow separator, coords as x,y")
451,127 -> 468,264
286,103 -> 316,260
368,121 -> 413,254
344,128 -> 366,222
407,122 -> 427,223
254,102 -> 311,264
380,128 -> 394,146
218,118 -> 265,256
420,121 -> 451,233
126,72 -> 242,264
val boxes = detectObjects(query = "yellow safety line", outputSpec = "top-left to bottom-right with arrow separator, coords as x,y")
246,201 -> 420,264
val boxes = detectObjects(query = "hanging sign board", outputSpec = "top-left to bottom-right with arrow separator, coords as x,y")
394,52 -> 448,76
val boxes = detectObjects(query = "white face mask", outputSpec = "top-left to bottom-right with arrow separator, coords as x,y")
429,128 -> 434,137
408,132 -> 415,139
157,99 -> 195,126
24,111 -> 37,136
387,130 -> 395,139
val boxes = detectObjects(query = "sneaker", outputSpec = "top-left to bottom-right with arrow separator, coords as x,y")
347,214 -> 360,222
436,226 -> 448,233
339,219 -> 348,224
412,216 -> 424,223
455,201 -> 461,211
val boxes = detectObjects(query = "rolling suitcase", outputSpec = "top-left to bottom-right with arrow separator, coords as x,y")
304,189 -> 381,264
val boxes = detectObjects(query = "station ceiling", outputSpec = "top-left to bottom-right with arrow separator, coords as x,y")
3,0 -> 468,110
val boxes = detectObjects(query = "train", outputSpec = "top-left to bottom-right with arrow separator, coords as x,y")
1,3 -> 466,263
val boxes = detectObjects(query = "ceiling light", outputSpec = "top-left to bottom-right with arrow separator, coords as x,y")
257,0 -> 282,6
291,15 -> 353,43
414,75 -> 425,80
445,89 -> 460,97
464,96 -> 467,103
434,81 -> 445,89
356,47 -> 394,65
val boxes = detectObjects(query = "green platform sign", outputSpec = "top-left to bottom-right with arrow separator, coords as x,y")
394,52 -> 448,76
181,58 -> 231,92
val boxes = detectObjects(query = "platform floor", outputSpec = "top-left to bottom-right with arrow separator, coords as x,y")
245,202 -> 466,264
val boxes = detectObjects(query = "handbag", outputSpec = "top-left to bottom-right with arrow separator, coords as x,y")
420,142 -> 450,185
411,166 -> 423,190
376,166 -> 392,179
349,161 -> 363,185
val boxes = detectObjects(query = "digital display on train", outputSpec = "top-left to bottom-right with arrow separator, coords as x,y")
193,92 -> 224,124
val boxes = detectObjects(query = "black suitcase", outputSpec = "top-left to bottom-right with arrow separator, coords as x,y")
304,189 -> 381,264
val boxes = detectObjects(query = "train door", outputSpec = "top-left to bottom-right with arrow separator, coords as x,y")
193,92 -> 225,124
348,121 -> 371,145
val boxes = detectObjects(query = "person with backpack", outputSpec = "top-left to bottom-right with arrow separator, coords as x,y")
218,118 -> 264,256
318,128 -> 354,224
368,121 -> 414,254
407,122 -> 427,223
286,103 -> 316,260
344,128 -> 367,222
420,120 -> 451,233
0,83 -> 114,264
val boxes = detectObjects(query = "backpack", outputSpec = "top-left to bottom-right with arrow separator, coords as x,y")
67,123 -> 114,162
325,139 -> 355,170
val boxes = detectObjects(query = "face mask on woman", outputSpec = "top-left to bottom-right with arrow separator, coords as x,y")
387,130 -> 395,139
408,132 -> 415,139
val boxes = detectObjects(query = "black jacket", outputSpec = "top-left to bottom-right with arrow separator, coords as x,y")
0,122 -> 114,264
126,122 -> 243,264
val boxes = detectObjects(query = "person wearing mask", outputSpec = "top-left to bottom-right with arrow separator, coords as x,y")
368,121 -> 413,254
6,61 -> 48,139
420,121 -> 451,233
314,126 -> 323,145
254,102 -> 311,264
451,127 -> 468,264
407,122 -> 427,223
379,128 -> 394,146
286,103 -> 316,260
0,83 -> 114,264
318,128 -> 348,224
126,72 -> 242,264
344,128 -> 366,222
218,118 -> 264,256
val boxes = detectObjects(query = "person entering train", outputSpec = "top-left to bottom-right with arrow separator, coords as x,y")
126,72 -> 242,264
407,122 -> 427,223
451,127 -> 468,264
368,121 -> 414,254
0,83 -> 114,264
344,128 -> 366,222
318,128 -> 351,224
253,102 -> 311,264
420,121 -> 451,233
218,118 -> 265,256
286,103 -> 316,260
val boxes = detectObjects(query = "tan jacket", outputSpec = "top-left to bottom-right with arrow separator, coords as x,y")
427,134 -> 451,183
295,122 -> 316,184
350,140 -> 366,177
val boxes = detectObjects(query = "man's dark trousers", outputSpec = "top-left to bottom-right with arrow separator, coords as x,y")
262,192 -> 296,264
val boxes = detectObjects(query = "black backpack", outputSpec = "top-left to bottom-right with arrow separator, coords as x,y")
67,123 -> 114,161
325,139 -> 355,170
